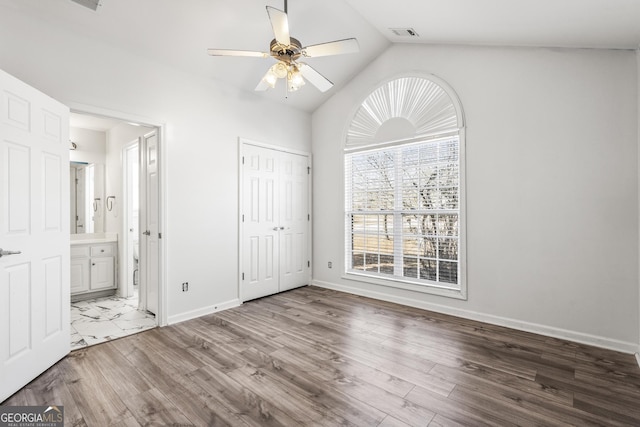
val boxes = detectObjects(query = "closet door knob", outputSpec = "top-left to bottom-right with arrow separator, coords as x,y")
0,248 -> 21,258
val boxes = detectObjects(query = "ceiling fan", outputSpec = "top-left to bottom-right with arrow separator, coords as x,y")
207,0 -> 359,93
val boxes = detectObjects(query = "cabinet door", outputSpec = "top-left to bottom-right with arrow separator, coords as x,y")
70,258 -> 90,294
90,257 -> 115,290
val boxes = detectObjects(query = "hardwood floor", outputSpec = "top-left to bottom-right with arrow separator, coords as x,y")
4,286 -> 640,426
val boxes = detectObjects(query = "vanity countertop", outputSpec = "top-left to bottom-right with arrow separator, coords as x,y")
70,233 -> 118,246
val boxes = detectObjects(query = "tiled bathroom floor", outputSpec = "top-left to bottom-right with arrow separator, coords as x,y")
70,292 -> 156,350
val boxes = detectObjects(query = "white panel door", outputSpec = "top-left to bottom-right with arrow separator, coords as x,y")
240,143 -> 309,302
140,131 -> 159,315
279,152 -> 309,292
0,69 -> 70,402
124,142 -> 139,298
241,145 -> 280,301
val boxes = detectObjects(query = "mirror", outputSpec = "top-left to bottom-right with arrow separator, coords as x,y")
70,162 -> 105,234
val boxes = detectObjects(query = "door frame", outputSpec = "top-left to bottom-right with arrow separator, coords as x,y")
237,138 -> 312,302
69,102 -> 167,326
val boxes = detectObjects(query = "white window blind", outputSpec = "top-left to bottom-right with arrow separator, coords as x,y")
345,136 -> 461,289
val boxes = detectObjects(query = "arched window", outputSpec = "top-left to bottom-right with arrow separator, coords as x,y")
344,75 -> 466,298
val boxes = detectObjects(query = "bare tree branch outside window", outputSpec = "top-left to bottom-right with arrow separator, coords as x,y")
346,137 -> 460,287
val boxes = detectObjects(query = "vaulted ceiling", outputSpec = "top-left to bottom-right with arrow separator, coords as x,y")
2,0 -> 640,113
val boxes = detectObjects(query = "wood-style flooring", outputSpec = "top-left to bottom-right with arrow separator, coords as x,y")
4,286 -> 640,426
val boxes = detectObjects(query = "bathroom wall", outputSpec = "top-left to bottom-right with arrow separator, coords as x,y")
69,127 -> 106,165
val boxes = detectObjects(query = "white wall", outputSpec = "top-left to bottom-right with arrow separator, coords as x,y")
69,127 -> 106,165
312,44 -> 639,352
0,6 -> 311,323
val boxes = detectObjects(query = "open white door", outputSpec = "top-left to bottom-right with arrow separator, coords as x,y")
123,141 -> 139,299
0,69 -> 70,402
139,130 -> 159,315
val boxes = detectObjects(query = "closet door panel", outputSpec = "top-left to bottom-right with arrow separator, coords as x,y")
241,145 -> 280,301
279,151 -> 309,292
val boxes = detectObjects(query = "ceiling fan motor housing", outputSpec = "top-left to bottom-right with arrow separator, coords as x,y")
270,37 -> 303,63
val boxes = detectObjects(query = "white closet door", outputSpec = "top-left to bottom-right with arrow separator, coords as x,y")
240,143 -> 310,302
279,151 -> 309,292
0,68 -> 70,402
241,144 -> 281,301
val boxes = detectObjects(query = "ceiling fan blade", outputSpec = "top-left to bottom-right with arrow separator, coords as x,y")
255,79 -> 270,91
207,49 -> 269,58
266,6 -> 291,46
298,63 -> 333,92
303,38 -> 359,58
255,67 -> 275,91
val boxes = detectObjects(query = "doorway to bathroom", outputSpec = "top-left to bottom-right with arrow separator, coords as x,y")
122,133 -> 160,314
69,111 -> 163,350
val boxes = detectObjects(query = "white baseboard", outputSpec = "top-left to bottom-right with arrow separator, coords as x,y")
167,299 -> 241,325
312,280 -> 638,355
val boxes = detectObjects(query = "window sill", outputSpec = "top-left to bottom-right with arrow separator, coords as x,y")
342,271 -> 467,300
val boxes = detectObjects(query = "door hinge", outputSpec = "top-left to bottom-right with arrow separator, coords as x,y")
242,214 -> 244,222
158,232 -> 162,239
307,166 -> 310,175
308,214 -> 310,221
242,156 -> 245,165
307,260 -> 310,267
242,272 -> 245,280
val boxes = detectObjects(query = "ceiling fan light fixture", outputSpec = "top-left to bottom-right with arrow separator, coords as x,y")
272,62 -> 289,79
262,70 -> 278,89
207,1 -> 359,94
287,68 -> 305,92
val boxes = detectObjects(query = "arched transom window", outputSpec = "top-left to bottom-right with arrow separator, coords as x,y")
344,76 -> 466,298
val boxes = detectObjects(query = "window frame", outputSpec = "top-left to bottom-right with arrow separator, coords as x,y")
343,131 -> 467,300
341,74 -> 467,300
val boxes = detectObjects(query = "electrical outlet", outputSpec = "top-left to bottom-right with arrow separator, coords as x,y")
328,262 -> 332,269
182,282 -> 189,292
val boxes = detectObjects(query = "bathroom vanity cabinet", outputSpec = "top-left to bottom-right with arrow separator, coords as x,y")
70,241 -> 117,300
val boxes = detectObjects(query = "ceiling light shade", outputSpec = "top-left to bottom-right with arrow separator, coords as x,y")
262,69 -> 278,88
287,68 -> 305,92
272,61 -> 288,78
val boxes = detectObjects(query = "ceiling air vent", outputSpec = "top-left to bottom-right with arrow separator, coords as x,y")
70,0 -> 101,11
389,28 -> 419,37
